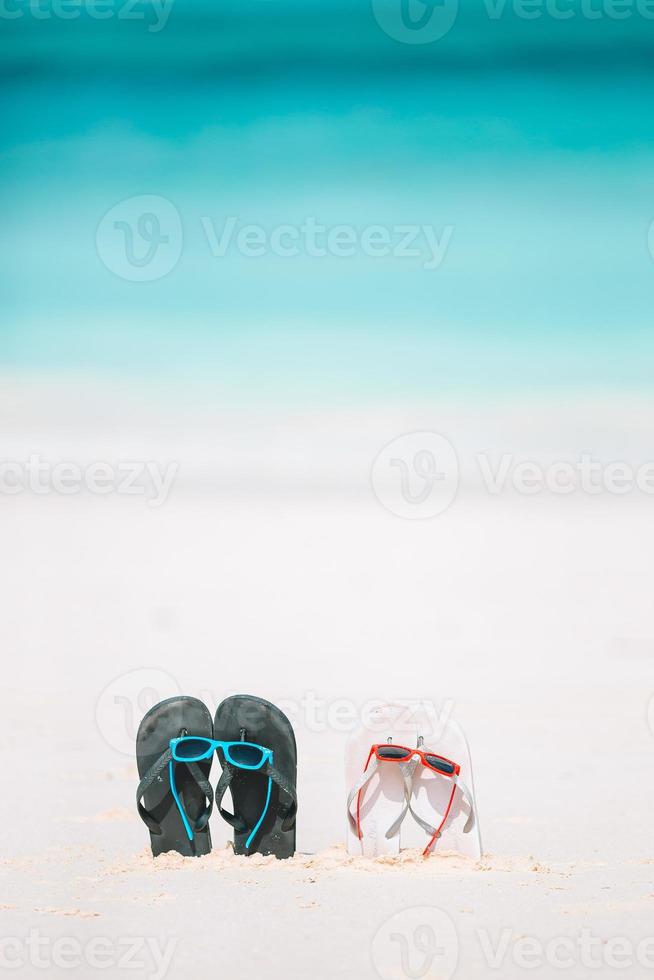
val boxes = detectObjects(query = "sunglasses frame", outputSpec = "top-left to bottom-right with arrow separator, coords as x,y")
369,743 -> 460,778
356,742 -> 462,856
169,736 -> 273,770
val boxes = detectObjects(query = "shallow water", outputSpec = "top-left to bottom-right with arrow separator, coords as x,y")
2,4 -> 654,396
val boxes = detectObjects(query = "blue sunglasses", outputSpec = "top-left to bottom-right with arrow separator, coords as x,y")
168,736 -> 274,850
170,736 -> 273,769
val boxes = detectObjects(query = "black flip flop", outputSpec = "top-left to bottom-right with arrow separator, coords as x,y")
213,695 -> 297,859
136,696 -> 214,857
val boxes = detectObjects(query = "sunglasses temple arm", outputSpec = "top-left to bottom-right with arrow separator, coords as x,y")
169,760 -> 195,843
422,782 -> 457,857
245,776 -> 272,851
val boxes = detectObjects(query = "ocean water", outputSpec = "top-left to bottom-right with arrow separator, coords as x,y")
2,2 -> 654,399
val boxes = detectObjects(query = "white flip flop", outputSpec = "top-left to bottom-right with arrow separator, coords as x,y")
345,700 -> 482,858
345,702 -> 420,856
406,704 -> 482,858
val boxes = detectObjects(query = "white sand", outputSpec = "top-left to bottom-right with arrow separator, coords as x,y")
1,382 -> 653,978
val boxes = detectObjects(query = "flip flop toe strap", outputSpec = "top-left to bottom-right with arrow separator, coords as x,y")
346,757 -> 381,834
188,763 -> 214,831
346,757 -> 436,842
395,769 -> 477,842
216,761 -> 298,836
385,759 -> 439,839
262,760 -> 297,832
348,755 -> 477,846
215,765 -> 248,832
137,749 -> 213,836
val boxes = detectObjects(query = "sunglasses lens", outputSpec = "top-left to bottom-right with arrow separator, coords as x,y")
425,754 -> 455,775
174,737 -> 213,761
227,743 -> 266,768
377,745 -> 412,761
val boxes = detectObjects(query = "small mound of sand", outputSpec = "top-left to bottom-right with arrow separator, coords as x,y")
105,844 -> 556,878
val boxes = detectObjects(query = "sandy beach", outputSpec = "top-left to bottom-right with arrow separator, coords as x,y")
1,383 -> 653,978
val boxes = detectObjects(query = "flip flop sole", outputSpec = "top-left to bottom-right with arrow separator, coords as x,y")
214,695 -> 297,859
136,695 -> 213,857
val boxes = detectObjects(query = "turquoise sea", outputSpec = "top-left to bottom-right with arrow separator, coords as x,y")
2,2 -> 654,399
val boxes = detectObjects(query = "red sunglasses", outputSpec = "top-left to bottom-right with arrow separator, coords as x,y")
369,743 -> 460,777
357,742 -> 461,856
